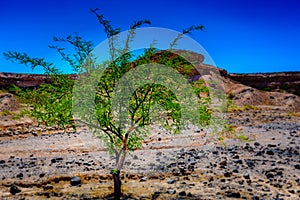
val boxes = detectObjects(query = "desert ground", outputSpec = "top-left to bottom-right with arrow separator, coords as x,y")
0,74 -> 299,200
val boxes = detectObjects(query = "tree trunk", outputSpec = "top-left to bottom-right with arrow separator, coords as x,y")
112,170 -> 121,200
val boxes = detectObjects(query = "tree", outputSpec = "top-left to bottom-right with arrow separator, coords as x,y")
4,9 -> 223,199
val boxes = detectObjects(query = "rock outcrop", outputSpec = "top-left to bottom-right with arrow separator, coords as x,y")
0,72 -> 77,89
227,72 -> 300,96
0,52 -> 299,96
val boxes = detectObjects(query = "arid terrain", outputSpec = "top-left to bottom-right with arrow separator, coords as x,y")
0,71 -> 299,199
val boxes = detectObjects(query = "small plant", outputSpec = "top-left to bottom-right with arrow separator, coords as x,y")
243,104 -> 257,110
227,93 -> 235,100
287,111 -> 300,117
262,87 -> 272,92
227,103 -> 258,112
218,124 -> 236,140
235,133 -> 254,142
0,109 -> 14,117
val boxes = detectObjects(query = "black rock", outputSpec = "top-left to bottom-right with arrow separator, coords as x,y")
32,131 -> 38,136
43,184 -> 53,190
153,191 -> 160,198
167,178 -> 176,184
255,151 -> 264,156
226,191 -> 241,198
224,171 -> 232,177
266,150 -> 274,155
267,144 -> 277,148
235,159 -> 243,164
167,189 -> 176,194
244,173 -> 250,179
140,177 -> 148,182
0,160 -> 5,164
55,156 -> 63,161
245,159 -> 255,168
83,162 -> 92,166
219,160 -> 227,167
266,172 -> 274,179
44,192 -> 51,198
10,185 -> 21,195
232,168 -> 239,173
254,142 -> 260,146
295,164 -> 300,170
16,173 -> 23,179
179,191 -> 186,196
288,189 -> 295,194
70,176 -> 81,186
187,192 -> 193,197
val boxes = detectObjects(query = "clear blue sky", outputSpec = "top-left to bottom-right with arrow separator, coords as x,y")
1,0 -> 299,74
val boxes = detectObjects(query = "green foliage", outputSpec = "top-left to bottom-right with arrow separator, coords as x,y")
111,168 -> 119,175
235,133 -> 254,142
243,104 -> 257,110
0,109 -> 14,116
262,87 -> 272,91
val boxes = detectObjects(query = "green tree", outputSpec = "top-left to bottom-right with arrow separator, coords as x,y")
4,9 -> 215,199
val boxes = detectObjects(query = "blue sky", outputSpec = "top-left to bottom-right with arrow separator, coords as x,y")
1,0 -> 299,74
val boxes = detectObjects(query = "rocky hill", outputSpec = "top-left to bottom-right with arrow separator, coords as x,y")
0,69 -> 299,96
0,72 -> 77,89
227,72 -> 300,96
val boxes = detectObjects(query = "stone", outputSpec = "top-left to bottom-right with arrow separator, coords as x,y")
219,160 -> 227,167
266,172 -> 274,179
244,173 -> 250,179
266,150 -> 274,155
10,185 -> 21,195
16,173 -> 23,179
224,171 -> 232,177
167,189 -> 176,194
179,191 -> 186,196
32,131 -> 38,136
43,184 -> 53,190
226,191 -> 241,198
140,177 -> 148,182
153,191 -> 160,198
232,168 -> 239,173
167,178 -> 176,184
254,142 -> 260,146
70,176 -> 81,186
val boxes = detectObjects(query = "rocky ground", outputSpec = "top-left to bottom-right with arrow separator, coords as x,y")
0,105 -> 299,200
0,74 -> 300,199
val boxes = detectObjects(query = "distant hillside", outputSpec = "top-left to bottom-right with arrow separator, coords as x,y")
1,51 -> 299,97
1,70 -> 299,95
227,72 -> 300,96
0,72 -> 77,89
